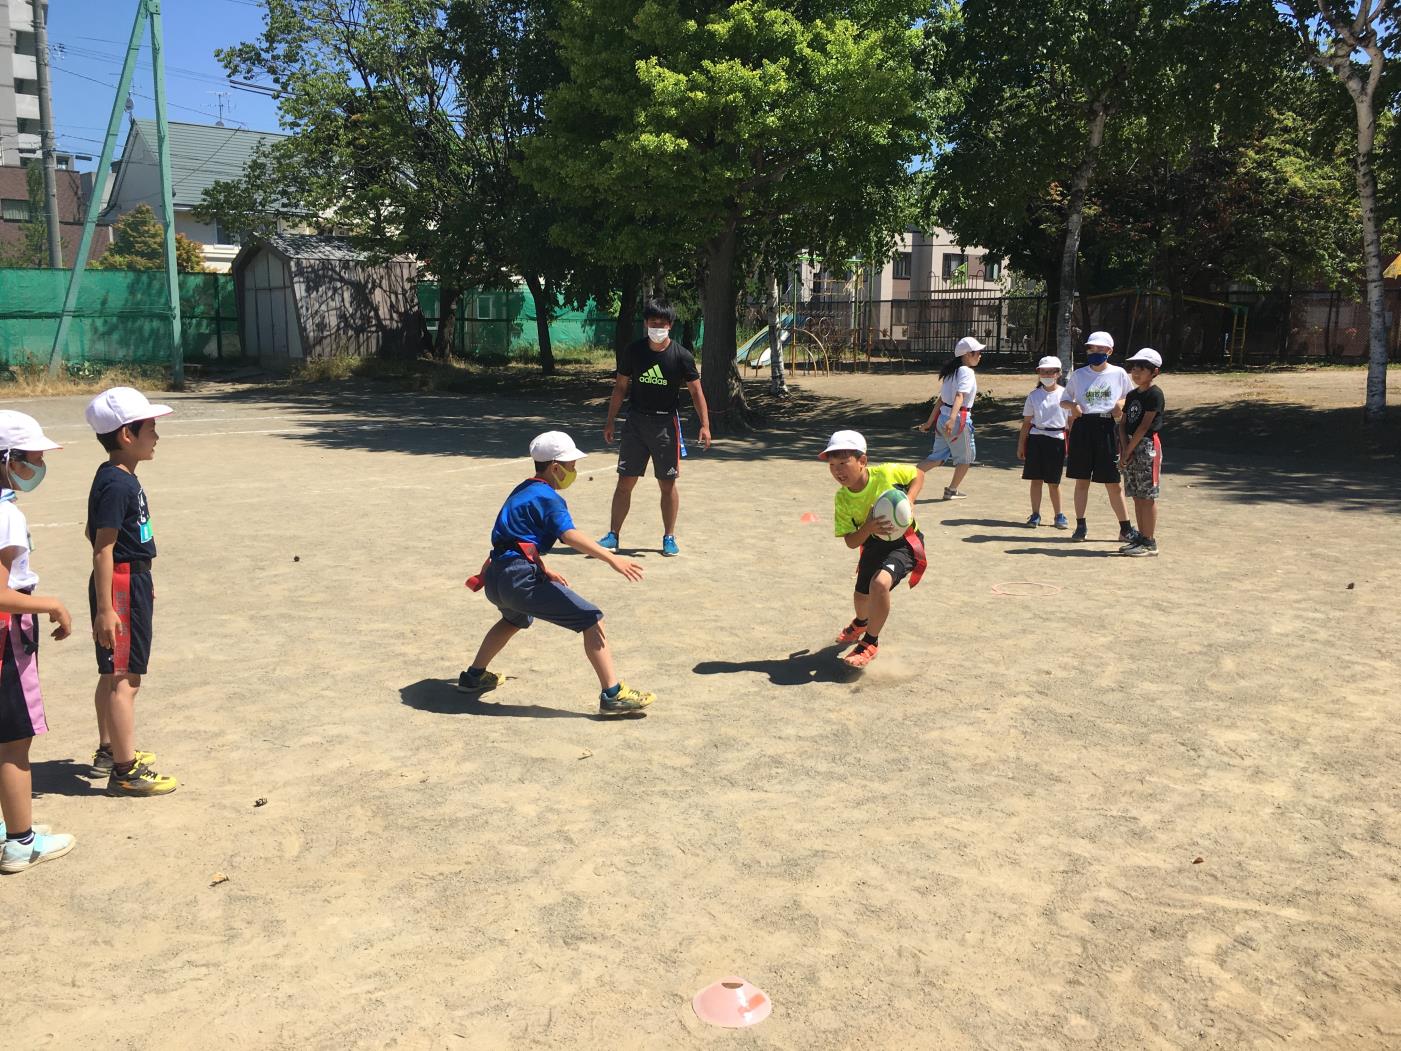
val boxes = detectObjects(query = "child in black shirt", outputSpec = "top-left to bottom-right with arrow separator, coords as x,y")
1119,350 -> 1166,557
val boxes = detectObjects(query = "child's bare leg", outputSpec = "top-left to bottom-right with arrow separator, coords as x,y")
582,621 -> 617,689
915,457 -> 943,475
852,590 -> 871,622
949,463 -> 971,491
470,618 -> 520,670
864,572 -> 894,637
94,679 -> 111,750
0,739 -> 32,833
1134,497 -> 1157,539
1048,483 -> 1063,516
1105,482 -> 1129,522
1029,480 -> 1043,515
105,674 -> 142,766
1073,478 -> 1091,518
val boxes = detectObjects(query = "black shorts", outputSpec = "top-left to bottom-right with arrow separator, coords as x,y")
1066,415 -> 1121,483
1022,432 -> 1067,484
0,612 -> 45,744
617,412 -> 682,479
89,563 -> 153,676
855,531 -> 923,595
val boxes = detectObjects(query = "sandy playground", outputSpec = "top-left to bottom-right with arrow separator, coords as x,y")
8,366 -> 1401,1050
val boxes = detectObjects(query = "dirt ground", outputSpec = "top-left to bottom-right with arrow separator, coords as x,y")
8,366 -> 1401,1050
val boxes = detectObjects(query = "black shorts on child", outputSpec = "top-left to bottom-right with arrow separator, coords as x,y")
855,531 -> 923,595
1066,415 -> 1120,483
89,563 -> 154,676
1022,433 -> 1066,484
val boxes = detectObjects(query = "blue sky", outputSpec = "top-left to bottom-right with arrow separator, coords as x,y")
46,0 -> 282,172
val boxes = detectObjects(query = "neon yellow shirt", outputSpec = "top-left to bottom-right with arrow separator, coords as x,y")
834,462 -> 918,537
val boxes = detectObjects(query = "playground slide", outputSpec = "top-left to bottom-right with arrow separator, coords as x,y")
735,314 -> 796,367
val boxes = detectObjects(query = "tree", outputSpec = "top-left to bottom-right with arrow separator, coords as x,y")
1281,0 -> 1398,423
928,0 -> 1293,362
526,0 -> 930,431
91,204 -> 207,272
207,0 -> 579,372
0,165 -> 51,268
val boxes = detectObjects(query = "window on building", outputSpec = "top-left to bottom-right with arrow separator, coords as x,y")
215,221 -> 240,246
475,294 -> 500,319
942,252 -> 968,280
1,200 -> 33,223
14,79 -> 37,96
982,258 -> 1002,281
893,252 -> 912,280
16,119 -> 39,135
14,32 -> 36,57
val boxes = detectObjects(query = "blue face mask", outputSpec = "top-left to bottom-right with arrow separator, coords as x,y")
1086,352 -> 1109,366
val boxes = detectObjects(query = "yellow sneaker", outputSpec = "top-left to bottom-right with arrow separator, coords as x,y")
599,682 -> 654,715
90,748 -> 156,777
106,759 -> 178,797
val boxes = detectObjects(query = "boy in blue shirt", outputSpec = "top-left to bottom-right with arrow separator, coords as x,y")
462,431 -> 655,714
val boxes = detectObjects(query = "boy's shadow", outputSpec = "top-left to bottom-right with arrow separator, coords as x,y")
1003,547 -> 1118,557
399,678 -> 644,720
32,759 -> 103,797
693,644 -> 858,686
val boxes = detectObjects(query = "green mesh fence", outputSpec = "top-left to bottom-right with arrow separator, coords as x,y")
418,284 -> 625,358
0,267 -> 239,368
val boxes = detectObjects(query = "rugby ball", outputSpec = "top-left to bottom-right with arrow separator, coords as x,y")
871,488 -> 913,540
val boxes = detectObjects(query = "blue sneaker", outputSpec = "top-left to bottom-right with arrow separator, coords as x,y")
661,535 -> 680,557
1026,512 -> 1041,527
1,831 -> 75,874
1054,513 -> 1069,530
598,531 -> 619,551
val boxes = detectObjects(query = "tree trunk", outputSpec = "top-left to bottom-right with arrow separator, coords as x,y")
613,267 -> 640,371
1351,90 -> 1389,423
766,271 -> 787,396
701,224 -> 747,433
1055,102 -> 1108,365
434,284 -> 461,360
524,272 -> 556,376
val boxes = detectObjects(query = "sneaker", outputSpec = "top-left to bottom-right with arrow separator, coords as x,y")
598,531 -> 619,551
661,535 -> 679,557
1026,512 -> 1041,527
1124,538 -> 1158,557
943,487 -> 967,500
1053,513 -> 1069,530
0,831 -> 75,874
835,620 -> 866,644
599,682 -> 655,715
106,759 -> 178,797
0,823 -> 49,838
457,669 -> 502,694
841,642 -> 879,669
1119,525 -> 1141,545
1071,522 -> 1088,542
89,747 -> 156,778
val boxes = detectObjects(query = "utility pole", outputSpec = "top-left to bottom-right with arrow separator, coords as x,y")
32,0 -> 63,267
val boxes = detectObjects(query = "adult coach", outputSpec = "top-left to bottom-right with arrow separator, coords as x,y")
1060,330 -> 1136,544
599,300 -> 712,557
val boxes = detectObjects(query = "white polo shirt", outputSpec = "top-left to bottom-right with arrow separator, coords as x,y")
1023,385 -> 1069,436
1062,364 -> 1131,416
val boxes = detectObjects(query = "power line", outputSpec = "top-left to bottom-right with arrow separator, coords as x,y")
49,63 -> 240,123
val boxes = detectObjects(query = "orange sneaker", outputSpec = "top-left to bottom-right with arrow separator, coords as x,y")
835,620 -> 866,644
841,642 -> 879,668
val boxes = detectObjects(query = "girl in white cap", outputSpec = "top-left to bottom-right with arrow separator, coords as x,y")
1017,357 -> 1070,528
0,411 -> 76,874
916,335 -> 983,499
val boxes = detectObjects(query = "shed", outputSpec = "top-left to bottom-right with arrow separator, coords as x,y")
232,235 -> 422,367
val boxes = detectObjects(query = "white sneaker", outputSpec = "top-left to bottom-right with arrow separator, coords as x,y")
0,831 -> 75,874
0,822 -> 50,838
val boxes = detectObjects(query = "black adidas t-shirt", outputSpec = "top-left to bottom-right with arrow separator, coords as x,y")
619,338 -> 700,414
1123,385 -> 1165,436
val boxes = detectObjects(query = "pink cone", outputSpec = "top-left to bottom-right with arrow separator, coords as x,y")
692,977 -> 772,1028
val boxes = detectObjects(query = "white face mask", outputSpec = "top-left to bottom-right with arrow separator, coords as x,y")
647,326 -> 670,343
1039,375 -> 1058,387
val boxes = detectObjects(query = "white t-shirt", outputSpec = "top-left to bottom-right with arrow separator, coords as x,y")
1062,364 -> 1131,415
939,366 -> 978,412
1023,385 -> 1069,436
0,497 -> 37,591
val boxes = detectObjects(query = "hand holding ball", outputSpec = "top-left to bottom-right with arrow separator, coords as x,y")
870,488 -> 913,541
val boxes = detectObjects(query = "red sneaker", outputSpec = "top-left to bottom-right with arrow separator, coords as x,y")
841,642 -> 879,668
835,620 -> 865,644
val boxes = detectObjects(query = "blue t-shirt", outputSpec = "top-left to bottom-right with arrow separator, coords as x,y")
490,478 -> 575,559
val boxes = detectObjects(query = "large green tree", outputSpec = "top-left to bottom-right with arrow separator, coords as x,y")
525,0 -> 930,429
1280,0 -> 1398,422
92,204 -> 208,272
205,0 -> 577,371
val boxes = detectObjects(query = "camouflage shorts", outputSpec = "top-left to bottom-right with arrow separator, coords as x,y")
1123,436 -> 1161,500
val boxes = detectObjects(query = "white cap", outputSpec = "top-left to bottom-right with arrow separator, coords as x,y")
1085,331 -> 1114,349
528,430 -> 586,463
85,386 -> 174,434
1125,347 -> 1163,368
819,429 -> 866,460
955,336 -> 986,356
0,411 -> 61,452
1036,356 -> 1062,371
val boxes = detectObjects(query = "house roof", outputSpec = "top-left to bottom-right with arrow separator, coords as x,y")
232,234 -> 417,272
129,120 -> 287,209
